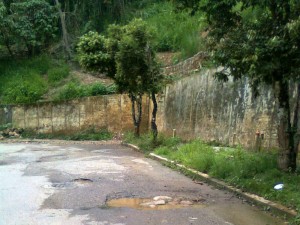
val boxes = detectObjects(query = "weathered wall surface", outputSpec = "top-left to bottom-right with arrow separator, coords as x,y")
156,69 -> 282,149
6,95 -> 150,134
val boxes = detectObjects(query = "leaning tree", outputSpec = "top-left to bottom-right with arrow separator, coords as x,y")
199,0 -> 300,171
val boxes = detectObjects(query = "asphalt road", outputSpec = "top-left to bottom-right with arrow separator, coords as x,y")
0,142 -> 286,225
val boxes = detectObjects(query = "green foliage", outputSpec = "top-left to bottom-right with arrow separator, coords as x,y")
172,140 -> 215,172
22,127 -> 112,141
115,19 -> 162,94
153,140 -> 300,211
47,63 -> 70,85
0,55 -> 70,104
54,81 -> 117,101
0,123 -> 12,131
2,78 -> 46,104
10,0 -> 57,55
201,0 -> 300,91
77,31 -> 115,76
0,1 -> 15,56
131,2 -> 206,58
124,132 -> 182,153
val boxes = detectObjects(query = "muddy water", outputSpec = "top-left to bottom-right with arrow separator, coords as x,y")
107,198 -> 205,210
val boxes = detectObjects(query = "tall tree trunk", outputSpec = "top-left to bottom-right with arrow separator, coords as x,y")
276,81 -> 297,172
130,93 -> 142,137
151,91 -> 158,141
54,0 -> 72,59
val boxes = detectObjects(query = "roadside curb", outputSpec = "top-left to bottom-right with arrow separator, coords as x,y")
123,142 -> 297,220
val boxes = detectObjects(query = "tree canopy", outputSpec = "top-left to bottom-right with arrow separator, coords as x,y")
0,0 -> 57,56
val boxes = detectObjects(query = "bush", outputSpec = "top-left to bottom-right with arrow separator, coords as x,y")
0,55 -> 70,104
2,77 -> 46,104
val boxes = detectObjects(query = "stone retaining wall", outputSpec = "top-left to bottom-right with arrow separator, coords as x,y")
2,95 -> 150,134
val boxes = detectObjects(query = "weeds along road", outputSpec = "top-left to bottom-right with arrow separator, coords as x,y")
0,142 -> 286,225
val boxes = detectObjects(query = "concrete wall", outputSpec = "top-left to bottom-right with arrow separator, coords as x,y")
156,68 -> 300,149
7,95 -> 150,134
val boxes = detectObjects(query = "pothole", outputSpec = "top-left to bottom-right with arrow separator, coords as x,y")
73,178 -> 93,184
106,196 -> 206,210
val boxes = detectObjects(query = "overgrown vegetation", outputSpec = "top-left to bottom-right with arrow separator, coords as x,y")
137,2 -> 206,58
0,55 -> 70,104
22,127 -> 112,141
54,82 -> 117,101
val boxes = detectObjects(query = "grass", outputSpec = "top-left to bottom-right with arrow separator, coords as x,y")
54,81 -> 117,101
123,1 -> 206,59
123,132 -> 182,153
155,140 -> 300,212
0,55 -> 117,104
22,127 -> 112,141
125,133 -> 300,215
0,55 -> 70,104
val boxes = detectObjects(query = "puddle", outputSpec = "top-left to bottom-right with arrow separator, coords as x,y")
106,197 -> 205,210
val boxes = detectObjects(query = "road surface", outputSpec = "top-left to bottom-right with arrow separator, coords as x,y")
0,142 -> 286,225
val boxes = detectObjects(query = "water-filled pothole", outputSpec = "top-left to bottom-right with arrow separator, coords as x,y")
106,196 -> 205,210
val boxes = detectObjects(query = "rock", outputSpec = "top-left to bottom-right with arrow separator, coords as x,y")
153,196 -> 173,202
180,200 -> 193,205
140,200 -> 166,207
0,135 -> 4,140
154,200 -> 166,205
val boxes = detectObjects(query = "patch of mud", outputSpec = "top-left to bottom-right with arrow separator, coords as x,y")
106,196 -> 206,210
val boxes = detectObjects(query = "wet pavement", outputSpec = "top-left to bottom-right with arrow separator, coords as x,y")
0,142 -> 286,225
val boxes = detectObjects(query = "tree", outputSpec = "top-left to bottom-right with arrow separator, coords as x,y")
0,1 -> 15,57
77,19 -> 163,137
200,0 -> 300,171
10,0 -> 58,56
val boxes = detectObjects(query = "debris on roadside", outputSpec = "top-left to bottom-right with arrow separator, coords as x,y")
0,128 -> 24,139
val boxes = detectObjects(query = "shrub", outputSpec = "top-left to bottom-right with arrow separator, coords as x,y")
54,82 -> 117,101
2,77 -> 46,104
